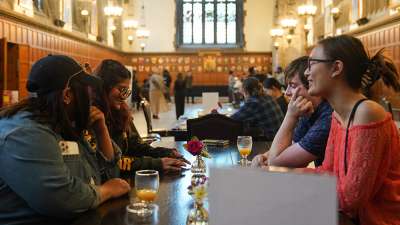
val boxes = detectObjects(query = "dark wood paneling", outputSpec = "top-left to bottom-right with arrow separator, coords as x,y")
357,23 -> 400,70
0,15 -> 272,99
129,53 -> 272,86
0,15 -> 130,99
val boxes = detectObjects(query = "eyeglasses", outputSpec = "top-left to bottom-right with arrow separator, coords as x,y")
307,58 -> 336,71
65,69 -> 84,89
117,86 -> 132,99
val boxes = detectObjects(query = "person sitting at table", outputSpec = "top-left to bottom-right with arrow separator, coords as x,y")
231,77 -> 284,140
264,77 -> 288,114
252,56 -> 333,167
0,55 -> 130,224
92,59 -> 189,176
304,35 -> 400,224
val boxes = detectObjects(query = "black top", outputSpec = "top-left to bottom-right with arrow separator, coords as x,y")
110,123 -> 174,176
174,79 -> 186,94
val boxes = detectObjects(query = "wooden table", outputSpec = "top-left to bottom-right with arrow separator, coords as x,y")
71,141 -> 355,225
71,141 -> 270,225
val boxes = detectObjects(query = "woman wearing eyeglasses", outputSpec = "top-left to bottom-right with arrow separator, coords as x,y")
92,59 -> 189,176
0,55 -> 130,224
305,35 -> 400,224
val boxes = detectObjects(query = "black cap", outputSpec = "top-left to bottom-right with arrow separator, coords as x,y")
26,55 -> 101,95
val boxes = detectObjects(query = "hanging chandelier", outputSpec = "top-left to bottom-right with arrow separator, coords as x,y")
104,5 -> 123,17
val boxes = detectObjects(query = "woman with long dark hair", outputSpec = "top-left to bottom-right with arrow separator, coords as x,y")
93,59 -> 188,176
0,55 -> 130,224
305,35 -> 400,224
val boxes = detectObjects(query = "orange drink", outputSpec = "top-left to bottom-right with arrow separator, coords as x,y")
137,189 -> 157,202
239,148 -> 251,157
237,136 -> 252,167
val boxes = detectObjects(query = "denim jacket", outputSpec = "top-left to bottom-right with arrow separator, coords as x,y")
0,111 -> 106,224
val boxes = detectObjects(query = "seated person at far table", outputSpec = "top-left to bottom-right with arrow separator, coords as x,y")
92,59 -> 189,176
264,77 -> 288,114
231,77 -> 284,140
252,56 -> 333,168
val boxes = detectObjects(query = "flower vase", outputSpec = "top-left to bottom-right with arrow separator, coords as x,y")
191,155 -> 206,174
186,200 -> 209,225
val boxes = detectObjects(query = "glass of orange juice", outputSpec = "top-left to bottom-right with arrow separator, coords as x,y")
127,170 -> 159,216
237,136 -> 252,167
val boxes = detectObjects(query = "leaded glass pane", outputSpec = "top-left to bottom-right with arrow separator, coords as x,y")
205,2 -> 214,43
193,2 -> 203,44
183,3 -> 193,44
227,2 -> 236,43
217,3 -> 226,44
180,0 -> 239,46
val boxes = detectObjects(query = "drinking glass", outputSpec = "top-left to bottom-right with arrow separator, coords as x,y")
127,170 -> 159,216
237,136 -> 252,167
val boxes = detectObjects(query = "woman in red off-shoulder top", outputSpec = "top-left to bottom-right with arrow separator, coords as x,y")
305,35 -> 400,225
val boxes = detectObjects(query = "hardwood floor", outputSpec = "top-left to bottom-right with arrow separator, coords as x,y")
132,96 -> 229,137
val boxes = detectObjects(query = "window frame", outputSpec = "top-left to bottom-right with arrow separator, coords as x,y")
175,0 -> 244,49
33,0 -> 45,13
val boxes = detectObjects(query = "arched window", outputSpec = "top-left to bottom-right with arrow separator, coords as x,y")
176,0 -> 244,49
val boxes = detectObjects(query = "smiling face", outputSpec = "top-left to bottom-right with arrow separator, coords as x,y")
305,45 -> 337,98
285,72 -> 311,101
108,79 -> 131,110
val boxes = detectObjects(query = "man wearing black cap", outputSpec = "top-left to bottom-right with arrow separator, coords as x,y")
0,55 -> 130,224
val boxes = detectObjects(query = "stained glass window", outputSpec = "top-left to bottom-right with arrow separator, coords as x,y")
177,0 -> 243,48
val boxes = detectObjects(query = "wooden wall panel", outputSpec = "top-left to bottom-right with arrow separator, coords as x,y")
129,53 -> 272,86
0,15 -> 131,99
357,23 -> 400,71
0,14 -> 272,99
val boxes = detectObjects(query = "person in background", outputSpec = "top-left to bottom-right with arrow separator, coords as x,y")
248,66 -> 257,77
149,69 -> 168,119
174,73 -> 186,119
185,72 -> 194,104
264,77 -> 288,114
252,56 -> 333,168
305,35 -> 400,224
163,69 -> 172,102
130,70 -> 141,110
231,77 -> 284,140
232,76 -> 243,107
93,59 -> 189,176
228,70 -> 235,103
266,69 -> 274,79
0,55 -> 130,225
141,76 -> 150,101
275,66 -> 286,88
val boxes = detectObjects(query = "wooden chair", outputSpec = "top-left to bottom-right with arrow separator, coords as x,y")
140,98 -> 168,142
187,113 -> 243,141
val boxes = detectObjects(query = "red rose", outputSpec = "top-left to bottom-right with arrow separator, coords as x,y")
187,140 -> 204,156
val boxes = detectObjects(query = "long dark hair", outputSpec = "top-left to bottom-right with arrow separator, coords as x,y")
0,79 -> 91,141
318,35 -> 400,96
93,59 -> 132,134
